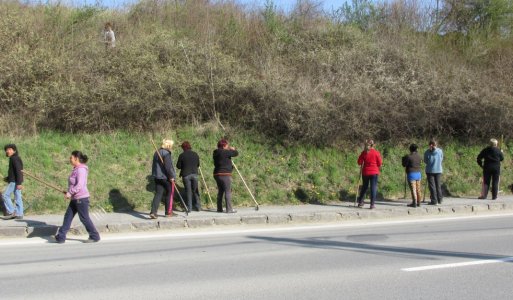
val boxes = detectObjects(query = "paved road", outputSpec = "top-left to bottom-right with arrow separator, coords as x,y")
1,214 -> 513,299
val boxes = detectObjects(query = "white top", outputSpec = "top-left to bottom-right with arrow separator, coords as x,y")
104,29 -> 116,48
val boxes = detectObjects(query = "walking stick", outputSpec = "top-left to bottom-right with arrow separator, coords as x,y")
354,164 -> 363,207
198,166 -> 214,209
150,138 -> 189,216
22,170 -> 67,194
232,162 -> 259,211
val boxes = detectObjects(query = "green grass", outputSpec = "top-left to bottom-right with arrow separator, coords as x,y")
1,128 -> 511,214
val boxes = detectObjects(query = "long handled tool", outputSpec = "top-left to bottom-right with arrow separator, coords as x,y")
232,162 -> 259,211
150,138 -> 189,216
22,170 -> 66,194
354,164 -> 363,207
198,166 -> 214,209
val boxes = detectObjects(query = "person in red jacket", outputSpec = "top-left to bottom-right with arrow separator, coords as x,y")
356,139 -> 383,209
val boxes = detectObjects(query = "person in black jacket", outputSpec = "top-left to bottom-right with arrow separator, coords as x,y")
3,144 -> 24,219
477,138 -> 504,200
150,139 -> 176,219
402,144 -> 422,207
176,141 -> 201,212
213,139 -> 238,213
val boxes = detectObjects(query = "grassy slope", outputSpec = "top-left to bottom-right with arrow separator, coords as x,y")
1,128 -> 511,214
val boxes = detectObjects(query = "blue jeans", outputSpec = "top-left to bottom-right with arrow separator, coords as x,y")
358,175 -> 379,206
2,182 -> 23,216
55,198 -> 100,242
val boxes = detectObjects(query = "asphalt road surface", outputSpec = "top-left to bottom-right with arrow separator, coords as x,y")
1,214 -> 513,300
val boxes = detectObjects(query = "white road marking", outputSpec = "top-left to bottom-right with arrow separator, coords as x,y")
1,212 -> 513,247
402,257 -> 513,272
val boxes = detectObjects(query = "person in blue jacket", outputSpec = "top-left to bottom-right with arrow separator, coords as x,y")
424,140 -> 444,205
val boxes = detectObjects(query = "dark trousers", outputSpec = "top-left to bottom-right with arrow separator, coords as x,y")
358,175 -> 378,205
56,198 -> 100,242
482,169 -> 500,199
214,175 -> 232,212
183,174 -> 201,211
151,178 -> 172,215
427,173 -> 443,204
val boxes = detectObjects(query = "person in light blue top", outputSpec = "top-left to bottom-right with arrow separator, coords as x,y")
424,140 -> 444,205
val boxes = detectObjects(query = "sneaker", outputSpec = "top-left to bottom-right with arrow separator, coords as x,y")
478,196 -> 486,200
2,213 -> 15,220
83,238 -> 100,243
407,204 -> 417,208
149,213 -> 158,219
51,235 -> 65,244
369,205 -> 376,209
357,202 -> 364,208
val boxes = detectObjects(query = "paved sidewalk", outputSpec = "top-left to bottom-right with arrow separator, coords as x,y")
1,196 -> 513,238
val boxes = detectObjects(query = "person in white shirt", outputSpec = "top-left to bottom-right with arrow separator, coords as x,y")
104,22 -> 116,49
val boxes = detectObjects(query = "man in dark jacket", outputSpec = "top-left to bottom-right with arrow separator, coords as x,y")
150,139 -> 176,219
3,144 -> 24,219
477,138 -> 504,200
176,141 -> 201,212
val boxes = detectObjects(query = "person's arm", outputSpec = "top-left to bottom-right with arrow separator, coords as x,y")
165,153 -> 176,180
176,154 -> 182,170
68,168 -> 87,197
477,149 -> 484,168
14,157 -> 24,186
377,151 -> 383,168
357,152 -> 364,166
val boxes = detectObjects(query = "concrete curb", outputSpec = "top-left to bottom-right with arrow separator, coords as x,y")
2,200 -> 513,238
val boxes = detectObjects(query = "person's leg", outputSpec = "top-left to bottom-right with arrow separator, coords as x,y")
214,176 -> 224,212
164,180 -> 173,215
358,176 -> 370,206
13,188 -> 23,217
55,201 -> 77,242
491,170 -> 500,199
426,173 -> 436,204
408,180 -> 417,207
481,170 -> 491,199
183,175 -> 193,211
151,179 -> 165,216
434,173 -> 443,204
415,180 -> 422,206
223,176 -> 234,212
370,175 -> 378,207
76,198 -> 100,241
191,175 -> 201,211
2,182 -> 16,215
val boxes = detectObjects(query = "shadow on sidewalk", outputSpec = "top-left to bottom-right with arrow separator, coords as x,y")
109,188 -> 147,220
15,219 -> 59,238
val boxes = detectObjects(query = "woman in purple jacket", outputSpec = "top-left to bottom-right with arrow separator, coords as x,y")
54,151 -> 100,244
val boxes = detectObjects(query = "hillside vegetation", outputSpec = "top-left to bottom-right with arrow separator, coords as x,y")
1,129 -> 511,214
1,0 -> 512,144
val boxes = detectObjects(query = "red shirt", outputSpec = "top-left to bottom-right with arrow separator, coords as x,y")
357,148 -> 383,176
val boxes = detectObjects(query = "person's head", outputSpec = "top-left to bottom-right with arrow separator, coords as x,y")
429,140 -> 437,150
490,138 -> 498,147
409,143 -> 418,153
70,150 -> 88,166
364,139 -> 374,150
104,22 -> 112,30
4,144 -> 17,157
181,141 -> 191,151
217,139 -> 228,149
161,139 -> 174,151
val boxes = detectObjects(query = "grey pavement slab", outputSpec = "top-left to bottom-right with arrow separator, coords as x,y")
2,196 -> 513,238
